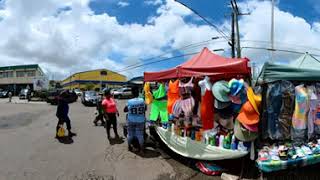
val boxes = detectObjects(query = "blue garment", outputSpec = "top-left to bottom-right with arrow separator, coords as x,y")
127,98 -> 146,123
56,99 -> 69,118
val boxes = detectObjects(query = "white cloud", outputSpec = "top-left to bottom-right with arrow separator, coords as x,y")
117,1 -> 129,8
0,0 -> 318,81
145,0 -> 163,6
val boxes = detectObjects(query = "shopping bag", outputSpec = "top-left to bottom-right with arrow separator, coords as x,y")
57,125 -> 65,137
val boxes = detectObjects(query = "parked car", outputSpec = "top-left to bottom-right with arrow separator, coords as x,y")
81,91 -> 99,106
0,90 -> 11,98
74,89 -> 83,96
19,89 -> 31,99
112,88 -> 132,99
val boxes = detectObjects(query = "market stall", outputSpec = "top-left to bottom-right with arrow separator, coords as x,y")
143,47 -> 260,162
256,53 -> 320,173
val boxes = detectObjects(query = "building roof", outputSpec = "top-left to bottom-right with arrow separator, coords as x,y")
62,69 -> 126,82
0,64 -> 39,71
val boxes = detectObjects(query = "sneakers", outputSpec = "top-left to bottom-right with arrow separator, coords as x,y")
68,132 -> 77,137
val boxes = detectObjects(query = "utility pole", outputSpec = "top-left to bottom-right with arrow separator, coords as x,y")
230,0 -> 249,58
230,12 -> 235,58
270,0 -> 275,62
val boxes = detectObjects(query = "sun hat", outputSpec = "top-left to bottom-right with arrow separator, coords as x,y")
228,78 -> 244,96
234,119 -> 258,142
212,80 -> 230,102
237,101 -> 260,125
217,114 -> 234,130
242,122 -> 258,132
247,87 -> 261,115
214,99 -> 231,109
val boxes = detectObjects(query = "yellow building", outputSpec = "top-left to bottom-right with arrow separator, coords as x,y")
61,69 -> 126,90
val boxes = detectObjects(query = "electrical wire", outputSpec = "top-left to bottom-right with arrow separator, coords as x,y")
241,46 -> 320,57
174,0 -> 230,42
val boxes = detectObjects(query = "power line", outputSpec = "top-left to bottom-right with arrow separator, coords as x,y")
116,37 -> 226,71
174,0 -> 230,42
241,46 -> 320,57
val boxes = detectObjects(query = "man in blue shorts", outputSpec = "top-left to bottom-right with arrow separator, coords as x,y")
124,87 -> 146,154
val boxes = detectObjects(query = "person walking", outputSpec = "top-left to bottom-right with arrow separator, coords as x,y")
55,90 -> 76,138
102,89 -> 120,139
93,93 -> 106,126
8,91 -> 12,103
124,87 -> 146,153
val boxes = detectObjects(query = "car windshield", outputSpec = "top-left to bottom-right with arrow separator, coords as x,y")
86,91 -> 96,96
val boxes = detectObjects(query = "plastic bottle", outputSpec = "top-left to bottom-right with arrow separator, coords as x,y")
219,135 -> 224,148
231,135 -> 237,150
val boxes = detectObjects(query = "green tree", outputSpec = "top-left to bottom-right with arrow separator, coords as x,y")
84,83 -> 95,90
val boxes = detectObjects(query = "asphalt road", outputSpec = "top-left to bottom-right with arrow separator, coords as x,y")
0,98 -> 221,180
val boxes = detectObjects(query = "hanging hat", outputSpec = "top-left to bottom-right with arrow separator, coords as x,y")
247,87 -> 261,115
214,99 -> 231,109
216,113 -> 234,130
234,120 -> 258,142
212,80 -> 230,102
242,122 -> 258,132
216,107 -> 234,129
237,101 -> 260,125
228,78 -> 244,96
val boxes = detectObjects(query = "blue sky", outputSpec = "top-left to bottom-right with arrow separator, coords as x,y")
87,0 -> 320,74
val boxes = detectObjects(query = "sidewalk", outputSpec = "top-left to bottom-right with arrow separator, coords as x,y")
0,97 -> 47,104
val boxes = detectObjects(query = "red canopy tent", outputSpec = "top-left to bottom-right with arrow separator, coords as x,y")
144,47 -> 251,81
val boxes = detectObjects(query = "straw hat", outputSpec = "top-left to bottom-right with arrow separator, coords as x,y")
246,87 -> 261,115
242,122 -> 258,132
212,80 -> 230,102
228,78 -> 244,96
237,101 -> 260,125
234,119 -> 258,142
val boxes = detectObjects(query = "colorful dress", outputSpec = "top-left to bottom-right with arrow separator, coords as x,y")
167,79 -> 180,114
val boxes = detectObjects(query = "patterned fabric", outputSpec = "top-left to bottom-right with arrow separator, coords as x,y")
257,154 -> 320,173
172,97 -> 195,118
307,86 -> 318,139
292,85 -> 309,129
179,77 -> 193,98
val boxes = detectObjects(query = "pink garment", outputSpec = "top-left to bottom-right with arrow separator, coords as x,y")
173,97 -> 195,118
102,98 -> 118,113
179,77 -> 194,98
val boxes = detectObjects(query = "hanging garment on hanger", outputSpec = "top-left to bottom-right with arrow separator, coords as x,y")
167,79 -> 180,114
278,81 -> 295,140
200,90 -> 214,130
307,85 -> 317,139
179,77 -> 194,98
292,84 -> 309,145
144,82 -> 153,105
150,84 -> 168,123
199,76 -> 214,130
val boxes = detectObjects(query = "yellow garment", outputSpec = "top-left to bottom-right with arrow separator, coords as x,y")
57,125 -> 65,137
144,82 -> 153,105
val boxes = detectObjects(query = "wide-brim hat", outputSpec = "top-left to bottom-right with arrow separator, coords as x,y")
234,119 -> 258,142
212,80 -> 230,102
214,99 -> 231,109
228,78 -> 244,96
242,122 -> 258,132
247,87 -> 261,115
216,113 -> 234,130
237,101 -> 260,125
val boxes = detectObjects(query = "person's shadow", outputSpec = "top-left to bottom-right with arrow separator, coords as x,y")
57,136 -> 74,144
108,136 -> 125,145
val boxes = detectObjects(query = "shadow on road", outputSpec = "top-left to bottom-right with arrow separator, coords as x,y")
108,137 -> 125,145
57,136 -> 74,144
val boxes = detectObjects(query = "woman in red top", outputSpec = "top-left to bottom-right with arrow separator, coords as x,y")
102,89 -> 120,139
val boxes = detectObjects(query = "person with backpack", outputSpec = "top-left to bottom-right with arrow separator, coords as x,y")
55,90 -> 76,138
124,87 -> 147,154
102,89 -> 120,139
93,93 -> 106,126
